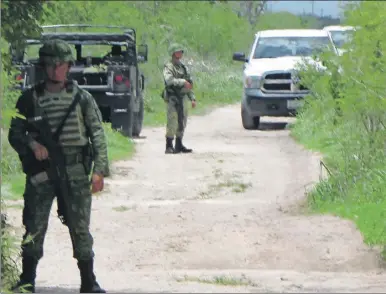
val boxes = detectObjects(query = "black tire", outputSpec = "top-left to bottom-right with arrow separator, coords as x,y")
253,116 -> 260,129
241,105 -> 260,130
111,108 -> 134,137
132,96 -> 144,137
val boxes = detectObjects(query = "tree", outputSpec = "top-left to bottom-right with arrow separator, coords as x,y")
238,1 -> 268,25
1,0 -> 47,44
1,0 -> 47,70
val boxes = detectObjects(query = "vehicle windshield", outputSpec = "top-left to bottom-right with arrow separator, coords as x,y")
21,44 -> 77,63
329,30 -> 353,49
252,36 -> 333,59
18,43 -> 127,63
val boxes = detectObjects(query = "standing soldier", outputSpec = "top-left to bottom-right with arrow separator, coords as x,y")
162,43 -> 197,154
8,39 -> 109,293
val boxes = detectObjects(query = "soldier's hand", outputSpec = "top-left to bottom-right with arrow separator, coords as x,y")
31,142 -> 49,161
191,100 -> 196,108
184,80 -> 192,90
91,173 -> 104,194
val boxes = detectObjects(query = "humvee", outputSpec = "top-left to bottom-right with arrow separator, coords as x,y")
10,24 -> 148,137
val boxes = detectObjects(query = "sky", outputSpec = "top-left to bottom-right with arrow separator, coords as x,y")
268,1 -> 344,18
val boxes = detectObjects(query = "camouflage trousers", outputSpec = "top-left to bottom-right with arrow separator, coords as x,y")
21,162 -> 94,261
165,95 -> 189,138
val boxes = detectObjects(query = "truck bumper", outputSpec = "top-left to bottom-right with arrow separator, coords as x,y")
78,85 -> 111,92
243,89 -> 308,117
92,91 -> 131,106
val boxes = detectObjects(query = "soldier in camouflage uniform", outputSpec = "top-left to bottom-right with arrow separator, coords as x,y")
8,39 -> 109,293
162,43 -> 197,154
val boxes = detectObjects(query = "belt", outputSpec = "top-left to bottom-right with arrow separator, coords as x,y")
64,153 -> 84,165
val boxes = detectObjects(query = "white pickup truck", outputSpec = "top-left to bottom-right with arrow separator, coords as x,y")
232,29 -> 338,130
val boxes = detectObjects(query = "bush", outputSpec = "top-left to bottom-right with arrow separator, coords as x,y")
1,200 -> 20,293
291,1 -> 386,250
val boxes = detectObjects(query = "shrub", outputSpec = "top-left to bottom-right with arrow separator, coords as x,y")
292,1 -> 386,249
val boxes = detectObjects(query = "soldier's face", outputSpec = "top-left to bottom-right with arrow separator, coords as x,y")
173,51 -> 183,60
46,62 -> 70,82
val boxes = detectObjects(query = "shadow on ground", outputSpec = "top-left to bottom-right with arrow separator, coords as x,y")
132,135 -> 147,139
36,287 -> 156,293
36,287 -> 78,293
258,122 -> 289,131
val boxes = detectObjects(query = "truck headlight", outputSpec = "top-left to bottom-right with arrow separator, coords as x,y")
245,76 -> 261,89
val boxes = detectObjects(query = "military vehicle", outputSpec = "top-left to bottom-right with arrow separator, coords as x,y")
10,24 -> 148,137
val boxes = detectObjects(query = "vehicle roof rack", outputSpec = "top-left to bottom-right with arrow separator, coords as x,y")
41,24 -> 135,38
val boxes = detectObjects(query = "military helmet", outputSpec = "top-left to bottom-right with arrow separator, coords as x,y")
168,43 -> 184,56
39,39 -> 75,65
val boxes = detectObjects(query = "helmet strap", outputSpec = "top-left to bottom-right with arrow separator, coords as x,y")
47,78 -> 62,84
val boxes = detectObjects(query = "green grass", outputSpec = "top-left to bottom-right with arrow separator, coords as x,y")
293,124 -> 386,246
293,114 -> 386,247
176,274 -> 256,287
292,102 -> 386,248
112,205 -> 134,212
197,168 -> 252,199
4,175 -> 26,201
104,123 -> 135,161
290,1 -> 386,253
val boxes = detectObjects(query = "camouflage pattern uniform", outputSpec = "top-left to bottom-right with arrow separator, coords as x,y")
8,39 -> 108,293
163,43 -> 196,154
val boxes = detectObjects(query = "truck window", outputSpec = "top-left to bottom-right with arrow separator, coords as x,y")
22,43 -> 77,63
329,31 -> 353,49
253,36 -> 333,59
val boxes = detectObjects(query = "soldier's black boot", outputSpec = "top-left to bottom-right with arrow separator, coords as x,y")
77,259 -> 106,293
11,256 -> 38,293
165,137 -> 175,154
174,137 -> 192,153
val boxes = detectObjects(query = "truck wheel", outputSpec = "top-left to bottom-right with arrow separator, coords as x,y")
111,108 -> 134,137
132,97 -> 144,137
241,105 -> 260,130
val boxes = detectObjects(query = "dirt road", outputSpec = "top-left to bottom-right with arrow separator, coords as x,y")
6,105 -> 386,292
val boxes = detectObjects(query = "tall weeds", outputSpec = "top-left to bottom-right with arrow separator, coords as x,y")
292,1 -> 386,248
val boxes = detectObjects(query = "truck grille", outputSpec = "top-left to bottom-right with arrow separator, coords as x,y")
262,71 -> 308,93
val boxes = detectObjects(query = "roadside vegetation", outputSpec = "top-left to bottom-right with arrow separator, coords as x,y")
291,1 -> 386,256
0,1 -> 338,291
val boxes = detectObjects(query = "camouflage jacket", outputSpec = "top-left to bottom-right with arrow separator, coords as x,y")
163,61 -> 196,101
8,81 -> 110,177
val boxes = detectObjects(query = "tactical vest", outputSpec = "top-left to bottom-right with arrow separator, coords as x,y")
165,62 -> 193,96
31,81 -> 88,147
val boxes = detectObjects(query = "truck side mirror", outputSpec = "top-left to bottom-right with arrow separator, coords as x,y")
233,52 -> 248,62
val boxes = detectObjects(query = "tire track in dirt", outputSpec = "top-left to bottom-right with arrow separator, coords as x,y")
6,105 -> 386,292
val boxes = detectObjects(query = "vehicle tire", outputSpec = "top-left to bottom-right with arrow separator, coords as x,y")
241,105 -> 260,130
132,96 -> 144,137
111,108 -> 134,137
